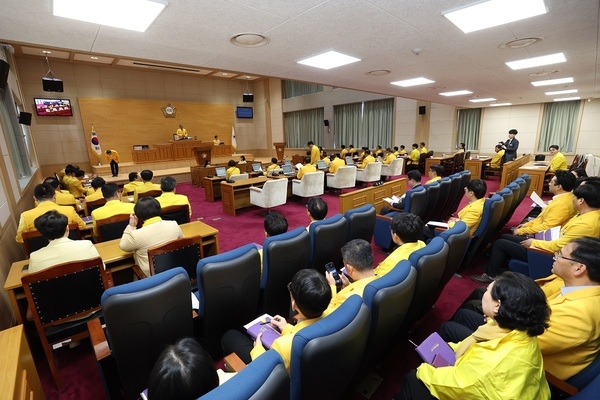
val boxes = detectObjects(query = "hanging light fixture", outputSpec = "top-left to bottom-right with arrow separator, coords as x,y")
42,51 -> 63,92
243,77 -> 253,103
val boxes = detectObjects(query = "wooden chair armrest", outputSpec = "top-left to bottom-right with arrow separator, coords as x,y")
223,352 -> 247,372
528,247 -> 553,256
105,269 -> 114,288
130,265 -> 147,279
376,214 -> 393,221
545,370 -> 578,395
87,318 -> 111,361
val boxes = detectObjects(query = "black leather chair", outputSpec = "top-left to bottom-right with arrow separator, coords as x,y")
261,227 -> 310,317
405,237 -> 449,328
308,214 -> 347,273
161,204 -> 190,224
22,222 -> 80,256
147,236 -> 202,289
289,295 -> 370,400
195,244 -> 261,356
344,204 -> 376,243
22,257 -> 111,389
91,267 -> 193,400
86,197 -> 107,215
96,213 -> 130,242
441,152 -> 464,175
362,260 -> 417,368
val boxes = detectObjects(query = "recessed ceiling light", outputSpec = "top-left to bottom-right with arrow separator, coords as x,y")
531,77 -> 574,86
469,98 -> 497,103
490,103 -> 513,107
230,33 -> 270,48
545,89 -> 578,95
439,90 -> 473,97
499,37 -> 543,49
90,56 -> 99,60
53,0 -> 167,32
443,0 -> 548,34
391,77 -> 435,87
553,97 -> 580,102
42,50 -> 52,54
506,52 -> 566,70
297,51 -> 361,70
367,69 -> 391,76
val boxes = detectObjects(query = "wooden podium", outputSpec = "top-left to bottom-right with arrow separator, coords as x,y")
274,142 -> 286,161
193,145 -> 214,166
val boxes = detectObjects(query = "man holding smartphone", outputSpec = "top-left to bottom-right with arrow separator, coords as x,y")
323,239 -> 377,316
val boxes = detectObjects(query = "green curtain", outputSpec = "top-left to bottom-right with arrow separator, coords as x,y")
456,108 -> 481,151
284,107 -> 324,148
538,100 -> 581,152
282,81 -> 324,98
334,98 -> 394,148
0,88 -> 31,179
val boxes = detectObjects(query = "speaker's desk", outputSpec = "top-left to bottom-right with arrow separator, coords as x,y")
464,156 -> 492,180
220,176 -> 268,216
5,221 -> 219,325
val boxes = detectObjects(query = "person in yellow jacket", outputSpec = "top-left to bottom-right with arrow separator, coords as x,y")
397,272 -> 550,400
473,182 -> 600,283
513,171 -> 576,236
105,149 -> 120,177
419,142 -> 428,154
225,159 -> 241,180
447,179 -> 487,236
425,164 -> 442,184
383,148 -> 396,165
488,145 -> 505,168
308,140 -> 320,165
84,177 -> 106,203
357,149 -> 375,169
91,183 -> 135,238
16,183 -> 86,243
264,157 -> 281,176
407,143 -> 421,165
221,269 -> 332,372
42,176 -> 77,207
297,156 -> 317,179
375,213 -> 425,277
176,123 -> 188,139
327,153 -> 346,174
548,145 -> 568,172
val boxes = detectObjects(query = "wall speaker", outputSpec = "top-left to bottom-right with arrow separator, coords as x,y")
19,111 -> 32,126
243,94 -> 254,103
324,119 -> 330,127
418,106 -> 426,115
0,59 -> 9,90
42,78 -> 64,92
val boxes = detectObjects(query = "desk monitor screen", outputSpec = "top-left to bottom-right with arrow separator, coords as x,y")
215,167 -> 226,177
317,160 -> 326,170
282,164 -> 294,175
345,156 -> 354,165
252,163 -> 262,172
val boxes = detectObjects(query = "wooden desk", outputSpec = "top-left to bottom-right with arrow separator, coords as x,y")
425,156 -> 453,171
0,325 -> 45,400
464,156 -> 492,180
203,176 -> 226,201
339,178 -> 407,213
5,221 -> 219,324
220,177 -> 268,216
518,161 -> 549,196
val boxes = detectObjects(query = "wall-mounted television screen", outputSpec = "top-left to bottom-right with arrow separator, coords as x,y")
236,106 -> 253,119
34,98 -> 73,116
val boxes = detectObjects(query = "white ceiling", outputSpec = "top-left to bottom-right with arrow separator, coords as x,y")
1,0 -> 599,107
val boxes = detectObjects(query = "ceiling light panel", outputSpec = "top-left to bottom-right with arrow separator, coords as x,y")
443,0 -> 548,33
553,97 -> 580,102
391,77 -> 435,87
53,0 -> 167,32
297,51 -> 361,70
490,103 -> 513,107
545,89 -> 578,95
531,77 -> 574,86
506,53 -> 566,70
439,90 -> 473,96
469,98 -> 496,103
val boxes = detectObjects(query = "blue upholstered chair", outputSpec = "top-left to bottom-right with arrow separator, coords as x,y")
344,204 -> 376,243
508,247 -> 554,279
195,244 -> 261,356
261,227 -> 310,317
518,174 -> 531,203
495,187 -> 514,230
547,354 -> 600,399
430,177 -> 452,221
447,171 -> 471,217
421,180 -> 440,222
308,214 -> 347,274
434,220 -> 470,301
405,237 -> 449,327
444,173 -> 463,219
99,267 -> 193,400
462,194 -> 505,267
289,295 -> 370,400
199,350 -> 289,400
362,260 -> 417,367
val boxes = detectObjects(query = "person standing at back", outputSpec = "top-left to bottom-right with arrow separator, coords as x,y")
106,149 -> 120,177
501,129 -> 519,162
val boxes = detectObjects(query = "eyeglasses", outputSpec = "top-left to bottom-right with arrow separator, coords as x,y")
554,251 -> 581,263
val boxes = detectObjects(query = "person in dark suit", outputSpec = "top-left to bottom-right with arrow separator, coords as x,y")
501,129 -> 519,161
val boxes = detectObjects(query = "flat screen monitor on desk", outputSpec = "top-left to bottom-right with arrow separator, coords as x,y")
284,160 -> 292,166
345,156 -> 354,165
282,164 -> 294,176
215,167 -> 226,178
317,160 -> 326,170
252,163 -> 262,172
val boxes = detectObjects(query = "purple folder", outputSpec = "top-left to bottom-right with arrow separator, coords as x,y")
414,332 -> 456,367
245,316 -> 281,349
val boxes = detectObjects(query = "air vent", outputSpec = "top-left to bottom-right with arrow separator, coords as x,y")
132,62 -> 202,72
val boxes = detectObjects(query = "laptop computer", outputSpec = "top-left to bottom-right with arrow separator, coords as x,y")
317,160 -> 326,170
282,164 -> 294,176
284,160 -> 292,166
215,167 -> 226,178
252,163 -> 262,172
345,156 -> 354,165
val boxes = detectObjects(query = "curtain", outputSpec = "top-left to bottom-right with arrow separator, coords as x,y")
282,81 -> 324,98
538,100 -> 581,152
0,88 -> 31,179
334,98 -> 394,148
284,107 -> 324,148
456,108 -> 481,151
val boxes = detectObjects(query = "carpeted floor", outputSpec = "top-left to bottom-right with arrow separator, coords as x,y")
33,175 -> 541,399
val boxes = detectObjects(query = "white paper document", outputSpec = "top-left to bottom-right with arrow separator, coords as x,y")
530,191 -> 548,209
426,221 -> 449,229
191,292 -> 200,310
295,163 -> 303,170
